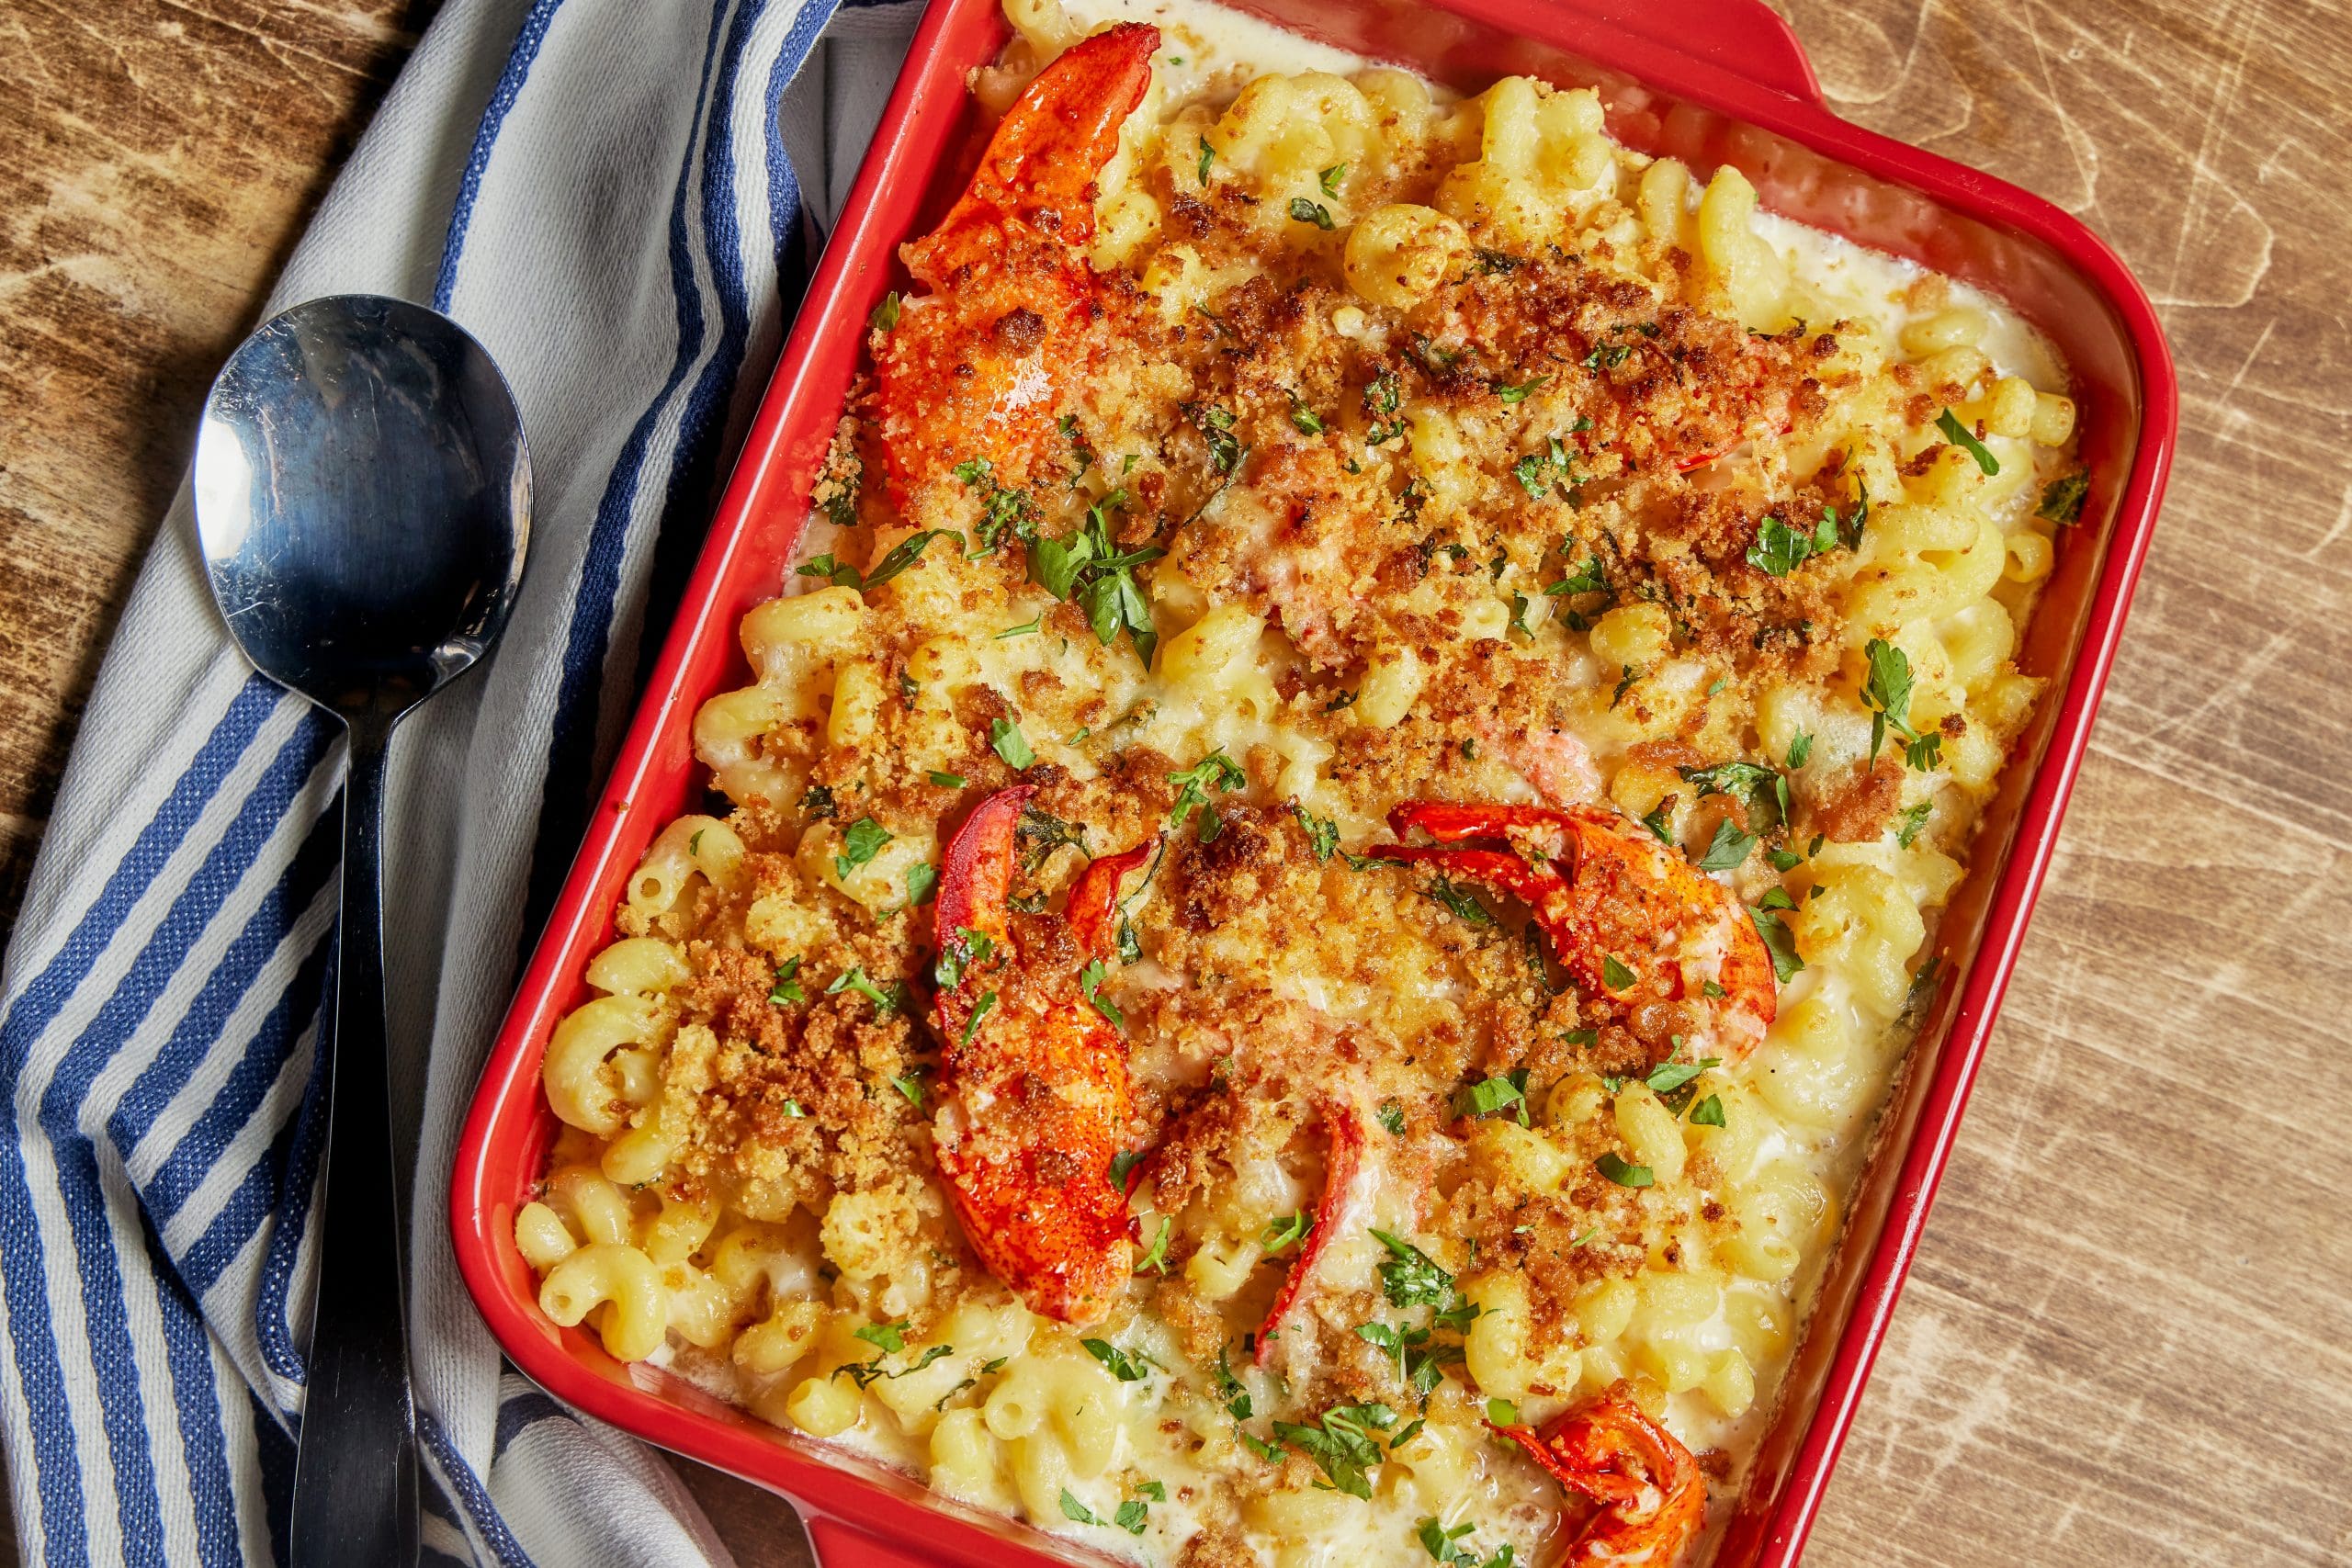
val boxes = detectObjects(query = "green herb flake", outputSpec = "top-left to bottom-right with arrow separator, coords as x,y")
1786,731 -> 1815,770
1289,196 -> 1336,230
1290,801 -> 1340,863
1690,1094 -> 1726,1127
768,955 -> 805,1006
1937,407 -> 2001,474
1114,1498 -> 1148,1536
1375,1098 -> 1407,1136
2038,468 -> 2091,525
1595,1151 -> 1654,1188
1133,1217 -> 1172,1276
826,966 -> 900,1017
834,815 -> 893,880
1197,135 -> 1216,185
961,990 -> 996,1043
1168,750 -> 1247,830
1059,1489 -> 1100,1527
1601,954 -> 1637,992
867,291 -> 901,333
1422,875 -> 1493,927
994,615 -> 1042,640
1897,799 -> 1934,848
1748,906 -> 1804,983
990,716 -> 1036,770
1645,1055 -> 1720,1095
1261,1212 -> 1312,1254
854,1320 -> 910,1355
1080,1338 -> 1154,1382
1289,392 -> 1327,436
1079,956 -> 1125,1031
1455,1070 -> 1532,1127
928,770 -> 967,789
1485,1397 -> 1520,1427
1640,798 -> 1676,845
1697,818 -> 1757,872
1494,374 -> 1550,405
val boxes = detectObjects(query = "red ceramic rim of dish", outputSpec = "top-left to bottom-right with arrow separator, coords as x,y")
450,2 -> 2177,1564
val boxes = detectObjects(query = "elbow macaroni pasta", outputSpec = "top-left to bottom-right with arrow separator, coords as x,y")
519,2 -> 2084,1563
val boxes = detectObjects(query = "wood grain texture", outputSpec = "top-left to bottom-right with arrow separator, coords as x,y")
2,2 -> 2346,1565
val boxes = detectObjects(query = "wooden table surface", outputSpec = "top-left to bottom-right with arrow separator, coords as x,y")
5,1 -> 2348,1564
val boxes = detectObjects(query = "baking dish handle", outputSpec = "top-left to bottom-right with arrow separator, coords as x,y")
1580,0 -> 1825,106
801,1515 -> 941,1568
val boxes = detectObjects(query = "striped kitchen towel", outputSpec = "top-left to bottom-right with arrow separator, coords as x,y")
0,0 -> 922,1562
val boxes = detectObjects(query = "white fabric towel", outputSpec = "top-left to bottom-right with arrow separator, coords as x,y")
0,0 -> 922,1561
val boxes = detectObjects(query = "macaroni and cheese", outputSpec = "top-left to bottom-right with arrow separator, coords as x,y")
521,3 -> 2084,1562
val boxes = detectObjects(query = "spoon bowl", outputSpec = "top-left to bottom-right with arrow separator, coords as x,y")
196,293 -> 529,709
193,294 -> 531,1568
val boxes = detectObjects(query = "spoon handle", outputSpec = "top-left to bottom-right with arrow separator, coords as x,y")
291,716 -> 420,1568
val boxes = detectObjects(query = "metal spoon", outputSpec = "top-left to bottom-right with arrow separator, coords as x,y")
193,294 -> 530,1568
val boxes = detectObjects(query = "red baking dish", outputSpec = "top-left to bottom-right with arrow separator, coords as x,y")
451,0 -> 2177,1562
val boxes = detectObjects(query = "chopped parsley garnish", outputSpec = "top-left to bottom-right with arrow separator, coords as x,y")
1640,798 -> 1676,844
887,1068 -> 928,1110
928,769 -> 966,788
1494,374 -> 1550,405
768,955 -> 804,1005
1318,163 -> 1347,197
1355,1320 -> 1462,1401
779,1099 -> 807,1118
834,815 -> 892,880
1611,664 -> 1636,707
1290,801 -> 1340,862
1583,335 -> 1633,372
1601,954 -> 1637,991
1697,818 -> 1757,872
867,291 -> 900,333
1059,1489 -> 1101,1527
1485,1397 -> 1520,1427
1690,1094 -> 1726,1127
951,457 -> 1039,551
1197,135 -> 1216,185
1510,437 -> 1580,504
2038,468 -> 2090,525
961,991 -> 996,1043
827,966 -> 900,1017
1421,875 -> 1493,926
989,716 -> 1035,770
1080,1338 -> 1155,1382
994,615 -> 1041,639
1418,1517 -> 1519,1568
1079,957 -> 1125,1031
801,529 -> 955,593
853,1319 -> 904,1354
1937,407 -> 2000,474
1547,551 -> 1608,597
1168,750 -> 1247,830
1029,486 -> 1164,664
1289,392 -> 1327,435
1595,1151 -> 1653,1188
1289,196 -> 1337,230
1375,1098 -> 1407,1136
1272,1403 -> 1396,1499
1455,1070 -> 1531,1127
898,862 -> 937,911
1679,759 -> 1790,835
1367,1231 -> 1477,1330
1786,730 -> 1815,769
1363,368 -> 1406,445
1748,905 -> 1804,982
1747,510 -> 1839,577
1645,1055 -> 1720,1095
1113,1498 -> 1149,1536
1860,637 -> 1943,770
1325,688 -> 1360,712
1896,799 -> 1934,848
1508,593 -> 1535,639
1133,1217 -> 1172,1275
933,925 -> 995,990
1261,1212 -> 1312,1254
